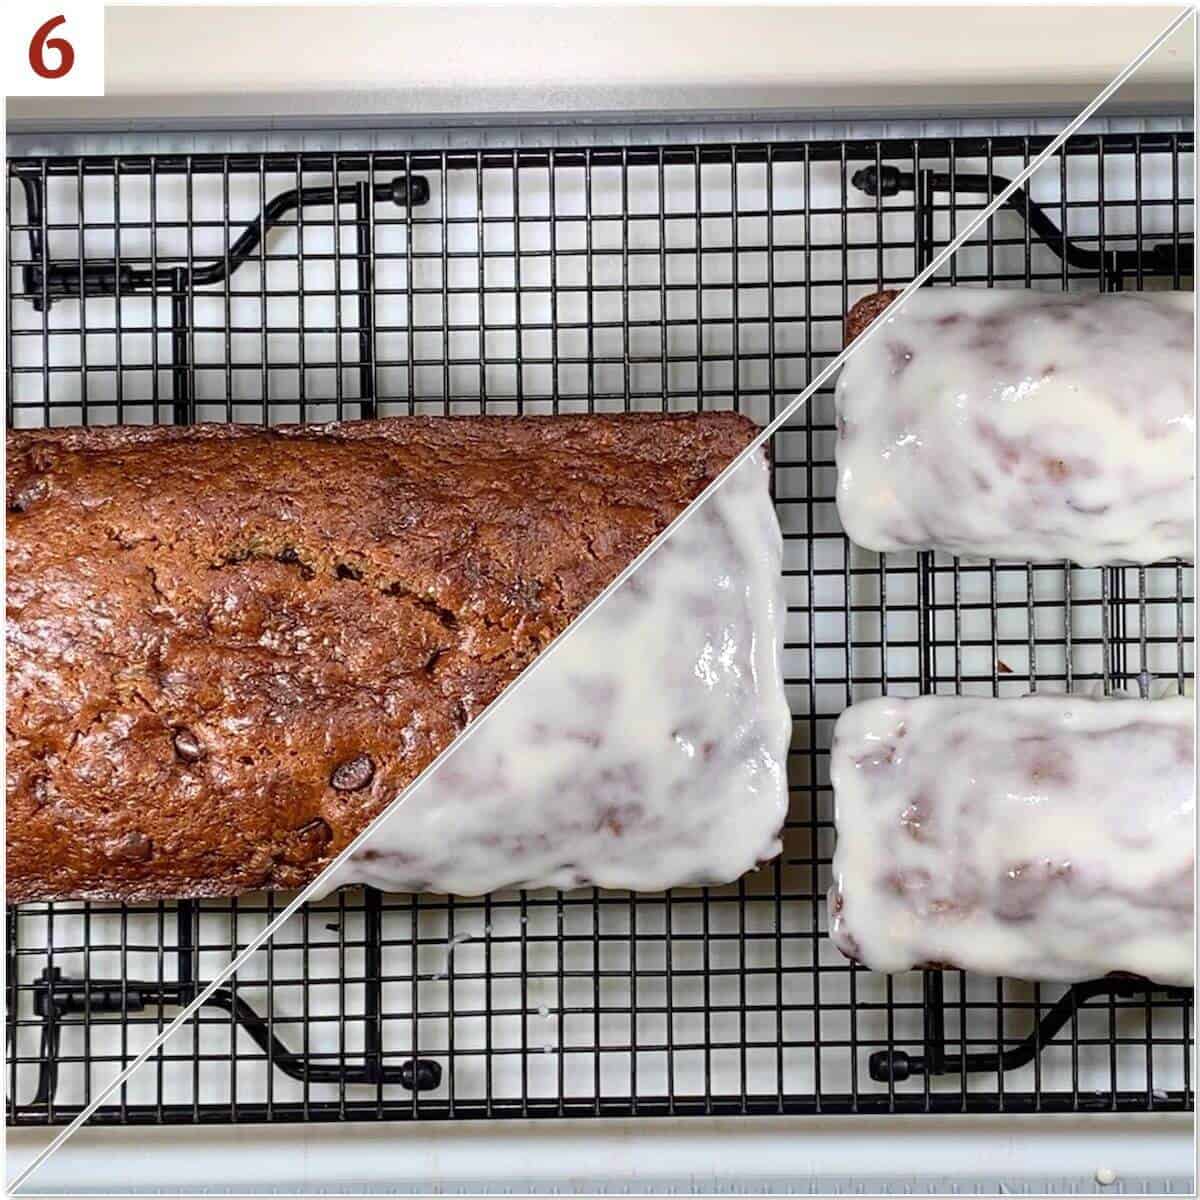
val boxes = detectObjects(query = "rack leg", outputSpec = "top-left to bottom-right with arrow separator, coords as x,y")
870,977 -> 1187,1083
176,900 -> 197,998
362,886 -> 384,1084
170,268 -> 192,426
355,181 -> 378,420
922,971 -> 947,1075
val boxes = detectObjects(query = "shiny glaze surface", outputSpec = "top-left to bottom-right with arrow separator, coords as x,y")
835,288 -> 1195,565
829,694 -> 1195,986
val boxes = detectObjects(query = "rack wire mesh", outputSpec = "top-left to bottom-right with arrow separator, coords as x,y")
5,128 -> 1195,1126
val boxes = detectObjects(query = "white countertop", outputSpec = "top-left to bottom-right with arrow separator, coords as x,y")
8,1113 -> 1195,1194
7,4 -> 1193,127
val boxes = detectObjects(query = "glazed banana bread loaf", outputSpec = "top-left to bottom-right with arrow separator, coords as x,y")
6,412 -> 758,904
829,694 -> 1194,986
836,286 -> 1195,565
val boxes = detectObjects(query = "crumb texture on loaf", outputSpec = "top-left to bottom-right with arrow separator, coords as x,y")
6,413 -> 758,903
829,694 -> 1195,986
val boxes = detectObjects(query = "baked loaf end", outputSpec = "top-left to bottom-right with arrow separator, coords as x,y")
7,412 -> 758,903
844,289 -> 899,344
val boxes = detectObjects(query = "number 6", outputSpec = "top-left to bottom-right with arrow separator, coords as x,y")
29,14 -> 75,80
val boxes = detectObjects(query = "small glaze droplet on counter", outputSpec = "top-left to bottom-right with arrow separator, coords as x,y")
331,754 -> 375,792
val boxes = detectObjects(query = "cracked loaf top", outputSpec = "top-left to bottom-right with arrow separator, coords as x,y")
6,412 -> 759,903
836,287 -> 1195,565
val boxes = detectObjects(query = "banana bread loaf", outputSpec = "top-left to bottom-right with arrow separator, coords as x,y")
829,693 -> 1194,986
836,286 -> 1195,564
7,412 -> 758,903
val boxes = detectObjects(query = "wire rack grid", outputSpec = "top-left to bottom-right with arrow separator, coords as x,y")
5,128 -> 1196,1126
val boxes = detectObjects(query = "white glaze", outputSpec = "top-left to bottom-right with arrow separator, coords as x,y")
320,453 -> 792,897
836,288 -> 1195,565
829,694 -> 1195,986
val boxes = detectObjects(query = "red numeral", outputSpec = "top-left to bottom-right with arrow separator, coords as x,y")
29,14 -> 75,80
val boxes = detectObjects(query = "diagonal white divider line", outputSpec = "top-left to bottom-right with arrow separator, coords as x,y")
9,7 -> 1193,1188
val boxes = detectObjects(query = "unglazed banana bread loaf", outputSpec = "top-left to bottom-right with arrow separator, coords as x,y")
6,412 -> 759,903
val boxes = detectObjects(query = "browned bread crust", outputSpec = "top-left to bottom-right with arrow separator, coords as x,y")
7,412 -> 757,903
845,289 -> 900,345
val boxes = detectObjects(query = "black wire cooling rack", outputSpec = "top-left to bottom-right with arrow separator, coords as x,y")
5,128 -> 1195,1126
